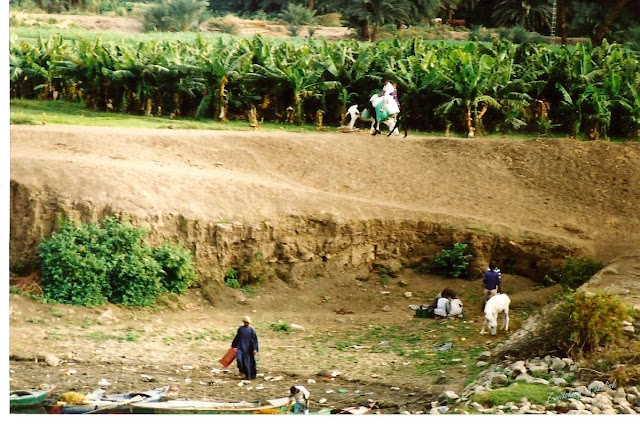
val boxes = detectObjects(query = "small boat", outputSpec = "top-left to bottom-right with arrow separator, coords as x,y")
131,396 -> 291,414
47,386 -> 169,414
10,386 -> 57,408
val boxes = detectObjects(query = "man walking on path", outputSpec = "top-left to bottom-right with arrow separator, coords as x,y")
231,315 -> 259,380
482,261 -> 502,310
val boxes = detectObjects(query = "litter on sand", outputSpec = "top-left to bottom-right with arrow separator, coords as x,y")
436,342 -> 452,351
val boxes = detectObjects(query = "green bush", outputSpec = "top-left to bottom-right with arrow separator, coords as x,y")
109,246 -> 163,306
279,3 -> 315,27
546,291 -> 627,357
143,0 -> 210,32
212,14 -> 239,34
224,268 -> 241,289
38,220 -> 111,306
152,241 -> 197,294
316,13 -> 342,27
559,257 -> 603,289
38,216 -> 196,307
430,243 -> 473,278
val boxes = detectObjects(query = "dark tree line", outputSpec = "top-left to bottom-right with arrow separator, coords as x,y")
208,0 -> 640,45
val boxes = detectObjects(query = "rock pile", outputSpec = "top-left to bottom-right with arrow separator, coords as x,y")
445,355 -> 640,415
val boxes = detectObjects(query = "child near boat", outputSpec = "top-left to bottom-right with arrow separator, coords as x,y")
286,385 -> 310,414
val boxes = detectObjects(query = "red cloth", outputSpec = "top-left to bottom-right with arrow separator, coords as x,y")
219,347 -> 237,367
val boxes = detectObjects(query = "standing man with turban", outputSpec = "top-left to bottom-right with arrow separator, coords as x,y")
231,315 -> 259,380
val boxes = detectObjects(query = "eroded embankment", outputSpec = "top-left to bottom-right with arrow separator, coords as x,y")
11,180 -> 581,287
10,125 -> 640,288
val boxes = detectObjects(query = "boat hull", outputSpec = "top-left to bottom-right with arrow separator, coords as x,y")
10,386 -> 56,408
131,397 -> 290,414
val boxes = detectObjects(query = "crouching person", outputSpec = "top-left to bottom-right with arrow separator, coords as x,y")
286,385 -> 310,414
433,295 -> 451,319
448,295 -> 464,318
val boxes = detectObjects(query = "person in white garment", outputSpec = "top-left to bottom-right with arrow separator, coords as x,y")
286,385 -> 310,414
433,295 -> 451,319
448,295 -> 464,318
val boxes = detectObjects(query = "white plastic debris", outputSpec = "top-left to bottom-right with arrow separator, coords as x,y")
98,379 -> 111,387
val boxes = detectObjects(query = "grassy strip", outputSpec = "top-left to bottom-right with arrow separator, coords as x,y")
10,99 -> 331,133
11,99 -> 461,137
13,99 -> 601,141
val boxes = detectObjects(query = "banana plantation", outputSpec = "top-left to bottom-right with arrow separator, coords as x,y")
9,34 -> 640,139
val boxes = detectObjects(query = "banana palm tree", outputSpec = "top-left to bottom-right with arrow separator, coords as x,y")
433,48 -> 499,136
252,45 -> 338,124
382,45 -> 440,127
195,37 -> 254,121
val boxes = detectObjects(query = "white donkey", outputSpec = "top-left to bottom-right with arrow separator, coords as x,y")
346,93 -> 400,135
480,293 -> 510,335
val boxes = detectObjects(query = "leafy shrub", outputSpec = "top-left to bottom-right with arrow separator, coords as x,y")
152,241 -> 197,294
143,0 -> 210,32
430,243 -> 473,278
316,13 -> 342,27
38,216 -> 196,307
224,268 -> 241,289
510,26 -> 530,44
498,25 -> 543,44
468,25 -> 493,42
287,25 -> 299,37
558,257 -> 603,289
279,3 -> 315,26
109,246 -> 163,306
546,291 -> 628,358
376,266 -> 390,285
212,14 -> 239,34
38,220 -> 111,306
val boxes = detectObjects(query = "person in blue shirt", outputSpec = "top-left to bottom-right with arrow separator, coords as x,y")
482,261 -> 502,310
231,316 -> 259,380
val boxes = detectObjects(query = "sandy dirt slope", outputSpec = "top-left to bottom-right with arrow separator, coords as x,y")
10,125 -> 640,260
8,124 -> 640,412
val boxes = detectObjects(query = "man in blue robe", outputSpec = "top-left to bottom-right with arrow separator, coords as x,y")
231,316 -> 259,380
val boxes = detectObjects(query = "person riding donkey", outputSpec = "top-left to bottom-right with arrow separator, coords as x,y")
367,80 -> 400,135
345,80 -> 401,135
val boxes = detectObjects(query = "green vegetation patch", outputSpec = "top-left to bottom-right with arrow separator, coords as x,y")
417,243 -> 473,279
38,216 -> 197,307
471,382 -> 554,406
271,321 -> 291,333
87,330 -> 142,342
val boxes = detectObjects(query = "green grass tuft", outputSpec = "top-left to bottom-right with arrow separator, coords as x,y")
470,382 -> 554,406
